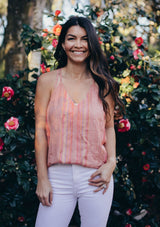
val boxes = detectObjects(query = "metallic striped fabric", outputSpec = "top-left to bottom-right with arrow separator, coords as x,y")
46,69 -> 107,168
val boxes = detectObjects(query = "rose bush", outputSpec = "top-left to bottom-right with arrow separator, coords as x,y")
0,70 -> 38,226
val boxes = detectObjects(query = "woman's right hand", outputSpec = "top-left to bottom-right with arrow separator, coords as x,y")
36,178 -> 53,206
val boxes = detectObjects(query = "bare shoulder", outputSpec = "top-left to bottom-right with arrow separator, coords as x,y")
35,69 -> 60,114
37,69 -> 59,90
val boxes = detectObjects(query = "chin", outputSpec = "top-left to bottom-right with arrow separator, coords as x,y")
69,56 -> 89,64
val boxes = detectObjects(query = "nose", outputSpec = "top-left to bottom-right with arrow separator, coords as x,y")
74,39 -> 82,48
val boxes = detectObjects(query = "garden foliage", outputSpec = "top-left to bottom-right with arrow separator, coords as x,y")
0,5 -> 160,227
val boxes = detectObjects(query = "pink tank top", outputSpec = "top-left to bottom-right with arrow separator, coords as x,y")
46,69 -> 107,168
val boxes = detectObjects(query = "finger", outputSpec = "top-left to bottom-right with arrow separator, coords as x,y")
89,170 -> 100,180
49,191 -> 53,205
89,182 -> 104,187
88,177 -> 104,183
38,196 -> 42,203
38,193 -> 50,206
41,198 -> 45,206
44,196 -> 51,206
93,185 -> 104,193
39,195 -> 49,206
102,185 -> 109,194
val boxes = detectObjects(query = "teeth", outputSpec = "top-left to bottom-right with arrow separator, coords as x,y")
72,51 -> 84,54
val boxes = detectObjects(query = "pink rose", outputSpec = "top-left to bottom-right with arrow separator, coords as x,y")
137,65 -> 141,69
117,119 -> 131,132
40,63 -> 46,73
2,86 -> 14,101
135,37 -> 144,47
130,64 -> 136,70
130,147 -> 134,151
17,216 -> 25,222
0,138 -> 4,151
52,39 -> 58,48
110,55 -> 115,60
12,74 -> 20,78
143,164 -> 150,171
125,224 -> 132,227
133,49 -> 144,60
126,208 -> 132,215
4,117 -> 19,130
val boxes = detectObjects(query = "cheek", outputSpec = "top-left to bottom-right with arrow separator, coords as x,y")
64,44 -> 72,51
83,41 -> 89,48
64,39 -> 74,47
62,41 -> 69,50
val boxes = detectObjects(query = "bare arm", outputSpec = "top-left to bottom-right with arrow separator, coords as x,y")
104,92 -> 116,170
89,93 -> 116,193
34,73 -> 53,206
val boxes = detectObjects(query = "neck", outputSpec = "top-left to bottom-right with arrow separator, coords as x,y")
63,62 -> 90,80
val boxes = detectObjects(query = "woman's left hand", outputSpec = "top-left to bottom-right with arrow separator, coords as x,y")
88,161 -> 116,194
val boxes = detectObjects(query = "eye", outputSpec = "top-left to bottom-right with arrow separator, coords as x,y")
82,37 -> 88,41
67,38 -> 74,40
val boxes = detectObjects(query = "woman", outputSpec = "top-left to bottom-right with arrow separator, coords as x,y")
35,16 -> 124,227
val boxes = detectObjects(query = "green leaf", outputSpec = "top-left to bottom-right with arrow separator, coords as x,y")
9,200 -> 16,208
5,159 -> 15,166
22,181 -> 30,192
150,136 -> 160,147
156,103 -> 160,110
42,42 -> 51,49
4,136 -> 12,145
152,95 -> 159,102
16,79 -> 23,88
17,136 -> 28,143
10,143 -> 17,152
17,175 -> 22,185
8,130 -> 16,138
154,174 -> 160,189
0,127 -> 6,137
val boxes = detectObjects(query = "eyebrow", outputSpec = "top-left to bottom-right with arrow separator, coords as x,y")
66,34 -> 88,38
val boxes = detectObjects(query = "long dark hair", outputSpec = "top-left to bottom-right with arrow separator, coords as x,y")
54,16 -> 125,117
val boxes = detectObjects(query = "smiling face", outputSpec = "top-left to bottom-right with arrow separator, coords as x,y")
62,25 -> 90,64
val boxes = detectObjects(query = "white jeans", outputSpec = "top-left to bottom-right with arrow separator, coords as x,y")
35,164 -> 114,227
